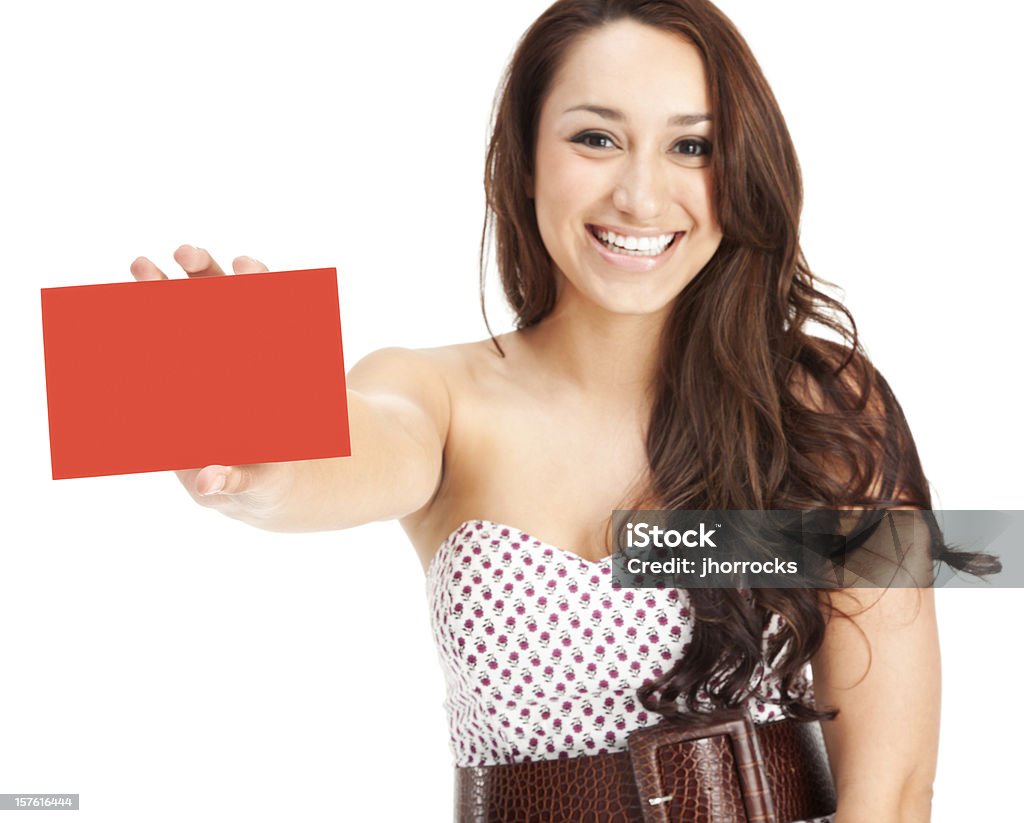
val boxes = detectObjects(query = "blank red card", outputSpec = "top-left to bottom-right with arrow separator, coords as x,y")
40,267 -> 350,480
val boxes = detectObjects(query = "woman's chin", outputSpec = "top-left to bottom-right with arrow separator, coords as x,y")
567,276 -> 691,319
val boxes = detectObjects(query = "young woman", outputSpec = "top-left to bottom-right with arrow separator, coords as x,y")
130,1 -> 993,820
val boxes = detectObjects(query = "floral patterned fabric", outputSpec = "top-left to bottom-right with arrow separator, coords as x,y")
426,519 -> 834,823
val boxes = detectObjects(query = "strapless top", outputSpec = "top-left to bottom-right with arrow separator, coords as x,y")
425,518 -> 813,768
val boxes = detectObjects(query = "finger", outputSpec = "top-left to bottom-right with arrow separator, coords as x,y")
196,465 -> 251,497
173,244 -> 227,278
130,256 -> 169,281
232,255 -> 269,275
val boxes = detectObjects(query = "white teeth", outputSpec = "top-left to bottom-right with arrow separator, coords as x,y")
592,227 -> 676,256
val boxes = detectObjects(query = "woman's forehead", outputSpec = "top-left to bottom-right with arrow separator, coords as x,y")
544,20 -> 710,118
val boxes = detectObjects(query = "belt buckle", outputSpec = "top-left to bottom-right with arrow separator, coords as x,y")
626,710 -> 777,823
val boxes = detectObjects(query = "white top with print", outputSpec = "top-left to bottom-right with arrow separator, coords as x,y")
425,519 -> 812,766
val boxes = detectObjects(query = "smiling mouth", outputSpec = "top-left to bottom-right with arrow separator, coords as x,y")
587,224 -> 683,257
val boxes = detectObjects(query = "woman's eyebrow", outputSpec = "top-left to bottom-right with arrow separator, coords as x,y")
562,103 -> 711,126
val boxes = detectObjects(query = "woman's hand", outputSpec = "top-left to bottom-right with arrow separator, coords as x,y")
128,244 -> 293,524
128,244 -> 450,534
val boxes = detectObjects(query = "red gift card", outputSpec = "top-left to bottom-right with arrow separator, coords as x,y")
40,267 -> 350,480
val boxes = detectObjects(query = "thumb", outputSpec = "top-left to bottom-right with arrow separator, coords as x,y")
197,465 -> 251,497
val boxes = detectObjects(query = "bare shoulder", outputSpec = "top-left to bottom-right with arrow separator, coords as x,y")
345,336 -> 509,440
347,337 -> 507,392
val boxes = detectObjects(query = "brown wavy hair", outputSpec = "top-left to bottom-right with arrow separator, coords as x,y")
479,0 -> 998,724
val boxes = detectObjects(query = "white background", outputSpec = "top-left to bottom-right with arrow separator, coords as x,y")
1,1 -> 1021,820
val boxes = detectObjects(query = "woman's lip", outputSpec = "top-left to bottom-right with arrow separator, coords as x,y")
585,225 -> 684,272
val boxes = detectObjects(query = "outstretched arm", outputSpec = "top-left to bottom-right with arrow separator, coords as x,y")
246,345 -> 451,532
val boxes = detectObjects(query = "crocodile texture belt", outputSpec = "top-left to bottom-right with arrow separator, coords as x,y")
455,711 -> 837,823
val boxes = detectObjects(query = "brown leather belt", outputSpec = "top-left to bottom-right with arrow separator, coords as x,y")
455,712 -> 836,822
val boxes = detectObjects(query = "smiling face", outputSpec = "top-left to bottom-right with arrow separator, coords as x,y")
532,19 -> 724,317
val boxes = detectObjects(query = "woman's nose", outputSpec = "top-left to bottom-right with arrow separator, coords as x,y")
611,154 -> 669,221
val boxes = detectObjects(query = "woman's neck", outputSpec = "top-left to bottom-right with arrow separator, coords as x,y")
515,291 -> 669,403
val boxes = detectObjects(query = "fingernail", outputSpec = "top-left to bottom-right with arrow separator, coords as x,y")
201,473 -> 227,496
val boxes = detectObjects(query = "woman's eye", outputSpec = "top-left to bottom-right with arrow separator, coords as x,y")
571,132 -> 616,150
674,138 -> 712,158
